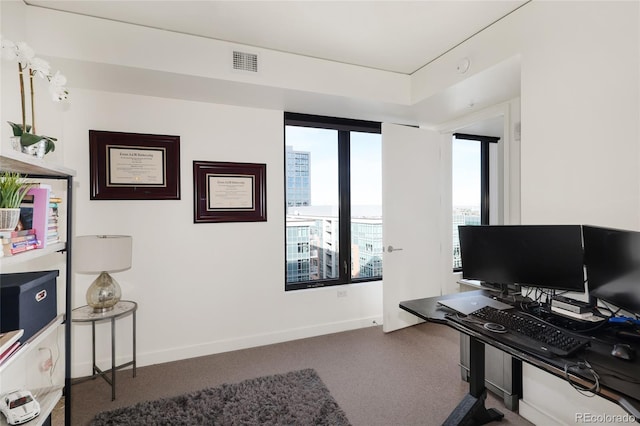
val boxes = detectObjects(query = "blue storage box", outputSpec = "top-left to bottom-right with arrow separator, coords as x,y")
1,270 -> 59,342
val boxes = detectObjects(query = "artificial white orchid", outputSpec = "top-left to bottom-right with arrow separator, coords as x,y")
30,57 -> 51,78
48,71 -> 68,101
0,38 -> 17,60
0,35 -> 69,154
14,41 -> 34,65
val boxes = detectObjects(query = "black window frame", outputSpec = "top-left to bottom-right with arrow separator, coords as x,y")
284,112 -> 382,291
452,133 -> 500,273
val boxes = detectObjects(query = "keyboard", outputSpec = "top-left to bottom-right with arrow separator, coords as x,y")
456,306 -> 591,357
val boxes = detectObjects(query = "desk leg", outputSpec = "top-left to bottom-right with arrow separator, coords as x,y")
444,337 -> 504,426
111,317 -> 116,401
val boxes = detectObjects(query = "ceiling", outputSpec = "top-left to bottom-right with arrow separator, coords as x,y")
24,0 -> 527,132
26,0 -> 528,74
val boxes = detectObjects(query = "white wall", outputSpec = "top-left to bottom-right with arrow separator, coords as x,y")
66,90 -> 383,375
415,1 -> 639,228
415,1 -> 639,422
21,5 -> 409,112
518,2 -> 639,228
516,3 -> 638,421
421,1 -> 639,422
1,2 -> 384,376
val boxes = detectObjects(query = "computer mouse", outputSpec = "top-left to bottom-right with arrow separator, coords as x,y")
611,343 -> 636,361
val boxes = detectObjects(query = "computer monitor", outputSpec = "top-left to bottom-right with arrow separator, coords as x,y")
582,225 -> 640,315
458,225 -> 585,292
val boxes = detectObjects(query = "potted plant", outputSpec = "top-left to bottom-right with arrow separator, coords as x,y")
1,36 -> 69,157
8,122 -> 57,156
0,172 -> 33,231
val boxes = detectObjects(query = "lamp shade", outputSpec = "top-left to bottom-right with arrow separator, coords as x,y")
74,235 -> 132,273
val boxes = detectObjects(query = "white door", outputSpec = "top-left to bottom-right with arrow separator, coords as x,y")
382,123 -> 450,332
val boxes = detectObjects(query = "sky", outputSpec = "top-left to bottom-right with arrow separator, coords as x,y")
286,126 -> 381,206
286,126 -> 480,208
452,138 -> 481,207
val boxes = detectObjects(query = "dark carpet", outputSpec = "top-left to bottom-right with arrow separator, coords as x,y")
90,368 -> 351,426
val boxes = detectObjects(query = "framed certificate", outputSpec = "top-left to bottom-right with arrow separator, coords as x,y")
193,161 -> 267,223
89,130 -> 181,200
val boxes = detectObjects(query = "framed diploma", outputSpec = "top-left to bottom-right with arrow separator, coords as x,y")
193,161 -> 267,223
89,130 -> 181,200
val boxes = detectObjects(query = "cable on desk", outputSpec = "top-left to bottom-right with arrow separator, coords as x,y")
576,321 -> 611,334
597,300 -> 623,317
450,313 -> 486,327
518,299 -> 540,313
563,360 -> 600,397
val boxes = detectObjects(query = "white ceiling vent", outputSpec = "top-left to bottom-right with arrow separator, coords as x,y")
233,51 -> 258,73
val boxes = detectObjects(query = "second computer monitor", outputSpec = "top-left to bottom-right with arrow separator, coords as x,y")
583,225 -> 640,316
459,225 -> 585,292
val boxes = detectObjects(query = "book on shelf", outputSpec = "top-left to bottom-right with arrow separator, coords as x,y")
0,229 -> 36,239
47,202 -> 60,244
4,238 -> 38,248
0,231 -> 38,257
0,341 -> 21,365
23,187 -> 51,249
2,240 -> 39,256
1,185 -> 63,253
0,330 -> 24,354
0,330 -> 24,365
1,233 -> 37,244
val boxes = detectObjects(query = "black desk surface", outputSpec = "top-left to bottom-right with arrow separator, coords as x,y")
400,290 -> 640,418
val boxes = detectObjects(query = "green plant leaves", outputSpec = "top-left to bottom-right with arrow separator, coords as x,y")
0,172 -> 34,208
7,121 -> 31,136
7,121 -> 56,153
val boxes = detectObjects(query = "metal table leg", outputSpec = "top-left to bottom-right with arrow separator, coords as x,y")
111,317 -> 116,401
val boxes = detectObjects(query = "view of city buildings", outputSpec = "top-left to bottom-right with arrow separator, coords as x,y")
286,206 -> 383,283
452,206 -> 481,269
285,145 -> 383,283
286,145 -> 480,278
285,146 -> 311,208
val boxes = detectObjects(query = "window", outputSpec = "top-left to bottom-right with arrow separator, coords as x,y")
285,113 -> 382,290
452,133 -> 499,271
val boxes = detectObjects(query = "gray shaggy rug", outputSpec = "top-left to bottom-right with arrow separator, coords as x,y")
90,368 -> 351,426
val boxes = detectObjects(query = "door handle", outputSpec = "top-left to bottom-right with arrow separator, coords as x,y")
387,245 -> 403,253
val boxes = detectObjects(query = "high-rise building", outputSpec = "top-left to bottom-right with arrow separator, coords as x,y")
453,207 -> 481,269
285,218 -> 318,282
285,146 -> 311,208
286,215 -> 383,282
352,219 -> 383,278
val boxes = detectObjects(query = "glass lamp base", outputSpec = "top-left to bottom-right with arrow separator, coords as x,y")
86,271 -> 122,313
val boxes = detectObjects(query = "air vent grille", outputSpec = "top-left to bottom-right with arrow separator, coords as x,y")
233,51 -> 258,72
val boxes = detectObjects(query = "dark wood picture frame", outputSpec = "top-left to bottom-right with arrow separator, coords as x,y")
193,161 -> 267,223
89,130 -> 181,200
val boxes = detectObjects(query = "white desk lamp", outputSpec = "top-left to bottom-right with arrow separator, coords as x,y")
75,235 -> 132,312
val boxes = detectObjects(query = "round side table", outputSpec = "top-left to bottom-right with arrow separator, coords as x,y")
71,300 -> 137,401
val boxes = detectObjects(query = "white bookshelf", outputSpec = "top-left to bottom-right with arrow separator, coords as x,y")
0,243 -> 67,267
0,315 -> 64,374
0,150 -> 75,426
0,149 -> 75,177
0,386 -> 63,426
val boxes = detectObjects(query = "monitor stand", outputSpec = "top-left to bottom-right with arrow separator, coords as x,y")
486,282 -> 524,304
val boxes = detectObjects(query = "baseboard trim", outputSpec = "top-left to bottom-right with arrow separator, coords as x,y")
518,399 -> 564,426
72,315 -> 382,377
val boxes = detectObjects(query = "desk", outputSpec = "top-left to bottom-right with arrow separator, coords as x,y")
400,291 -> 640,425
71,300 -> 137,401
